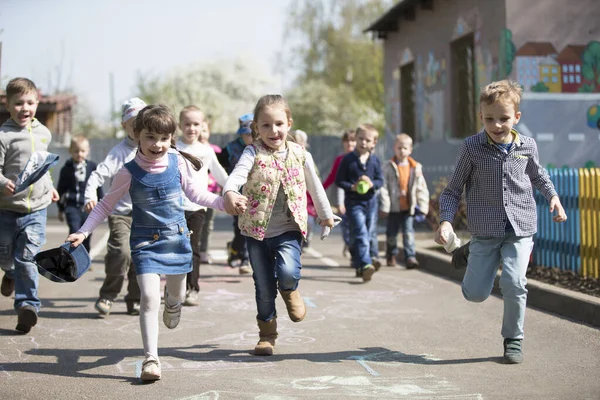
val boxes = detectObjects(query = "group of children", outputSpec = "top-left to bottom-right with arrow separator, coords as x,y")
0,76 -> 567,381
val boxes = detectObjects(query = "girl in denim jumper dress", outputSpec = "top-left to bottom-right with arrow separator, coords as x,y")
67,105 -> 245,382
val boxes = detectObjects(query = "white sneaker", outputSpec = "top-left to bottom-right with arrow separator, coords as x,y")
199,251 -> 212,264
184,290 -> 199,306
239,262 -> 252,275
163,287 -> 182,329
140,357 -> 161,381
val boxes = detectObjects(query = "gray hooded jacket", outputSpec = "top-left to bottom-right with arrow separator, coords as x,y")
0,118 -> 54,213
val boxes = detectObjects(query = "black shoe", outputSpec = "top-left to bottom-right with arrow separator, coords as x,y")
503,338 -> 524,364
16,305 -> 38,333
451,241 -> 470,269
1,274 -> 15,297
127,302 -> 140,316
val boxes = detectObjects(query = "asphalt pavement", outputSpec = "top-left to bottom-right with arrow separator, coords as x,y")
0,214 -> 598,400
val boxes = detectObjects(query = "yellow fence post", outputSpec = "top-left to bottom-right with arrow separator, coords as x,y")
579,168 -> 600,278
591,169 -> 599,278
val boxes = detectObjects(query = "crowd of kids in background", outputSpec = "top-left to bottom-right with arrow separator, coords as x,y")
0,76 -> 567,380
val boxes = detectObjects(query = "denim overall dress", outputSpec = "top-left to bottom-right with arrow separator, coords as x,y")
125,153 -> 192,275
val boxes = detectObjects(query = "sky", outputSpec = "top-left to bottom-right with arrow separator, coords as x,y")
0,0 -> 290,123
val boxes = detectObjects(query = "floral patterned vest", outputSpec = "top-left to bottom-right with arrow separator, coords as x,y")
239,140 -> 308,241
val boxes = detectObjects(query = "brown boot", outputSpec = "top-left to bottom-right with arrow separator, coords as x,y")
279,289 -> 306,322
254,318 -> 277,356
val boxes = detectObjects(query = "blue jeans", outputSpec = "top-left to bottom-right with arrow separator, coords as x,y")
64,205 -> 91,251
346,196 -> 378,269
0,209 -> 47,311
462,234 -> 533,340
369,199 -> 379,260
340,213 -> 350,246
385,211 -> 415,259
246,231 -> 303,322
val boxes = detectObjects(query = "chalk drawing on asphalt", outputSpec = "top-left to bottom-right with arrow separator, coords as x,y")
282,375 -> 483,398
119,357 -> 274,376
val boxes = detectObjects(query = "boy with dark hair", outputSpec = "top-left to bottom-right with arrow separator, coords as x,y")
0,77 -> 60,333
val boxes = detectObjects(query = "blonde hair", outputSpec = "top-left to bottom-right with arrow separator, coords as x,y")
179,105 -> 205,122
479,80 -> 523,111
356,124 -> 379,140
69,135 -> 89,152
395,133 -> 413,146
252,94 -> 293,140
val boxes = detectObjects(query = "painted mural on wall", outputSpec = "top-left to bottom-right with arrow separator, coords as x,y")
515,40 -> 600,93
384,9 -> 600,171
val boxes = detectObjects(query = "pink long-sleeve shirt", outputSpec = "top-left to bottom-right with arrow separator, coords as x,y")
78,149 -> 225,237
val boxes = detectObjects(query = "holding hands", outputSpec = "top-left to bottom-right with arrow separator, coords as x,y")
224,191 -> 248,216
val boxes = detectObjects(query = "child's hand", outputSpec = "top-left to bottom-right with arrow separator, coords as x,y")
84,201 -> 96,213
549,196 -> 567,222
224,191 -> 246,215
66,233 -> 86,247
51,189 -> 60,202
235,196 -> 248,214
360,175 -> 373,187
338,204 -> 346,215
3,180 -> 15,196
435,221 -> 454,245
319,218 -> 335,228
58,212 -> 64,222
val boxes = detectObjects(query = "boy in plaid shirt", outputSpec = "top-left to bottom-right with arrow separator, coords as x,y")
435,80 -> 567,364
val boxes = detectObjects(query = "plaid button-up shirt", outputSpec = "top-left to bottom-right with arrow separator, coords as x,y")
439,129 -> 557,237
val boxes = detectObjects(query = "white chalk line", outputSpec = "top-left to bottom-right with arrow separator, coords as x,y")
303,247 -> 339,267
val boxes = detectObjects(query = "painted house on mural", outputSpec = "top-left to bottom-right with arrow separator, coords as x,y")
366,0 -> 600,183
0,92 -> 77,147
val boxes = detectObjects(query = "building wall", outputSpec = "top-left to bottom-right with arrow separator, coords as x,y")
379,0 -> 600,187
382,0 -> 506,142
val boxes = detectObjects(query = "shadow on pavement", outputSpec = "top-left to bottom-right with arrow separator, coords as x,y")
0,345 -> 503,383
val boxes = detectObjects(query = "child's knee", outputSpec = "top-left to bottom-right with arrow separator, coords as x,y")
461,285 -> 490,303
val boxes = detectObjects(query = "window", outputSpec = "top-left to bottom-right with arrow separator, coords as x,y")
576,75 -> 581,83
542,67 -> 549,74
552,76 -> 558,83
569,75 -> 574,83
563,75 -> 568,83
552,67 -> 558,74
569,65 -> 574,72
563,65 -> 568,72
451,34 -> 476,138
399,62 -> 416,141
576,64 -> 581,73
543,76 -> 549,83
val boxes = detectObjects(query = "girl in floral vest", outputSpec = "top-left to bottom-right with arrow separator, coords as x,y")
223,94 -> 335,356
